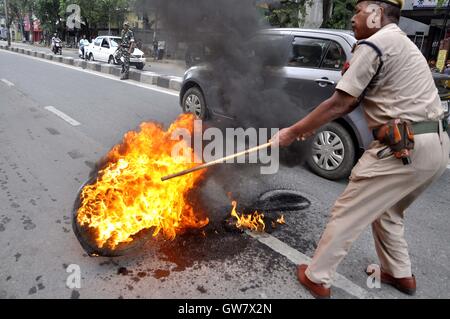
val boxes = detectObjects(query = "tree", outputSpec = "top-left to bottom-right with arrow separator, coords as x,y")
18,0 -> 35,42
1,0 -> 25,43
266,0 -> 314,28
99,0 -> 130,34
34,0 -> 60,36
58,0 -> 130,36
322,0 -> 355,30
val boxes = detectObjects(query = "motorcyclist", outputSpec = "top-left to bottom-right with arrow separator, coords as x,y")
79,35 -> 89,59
51,33 -> 61,54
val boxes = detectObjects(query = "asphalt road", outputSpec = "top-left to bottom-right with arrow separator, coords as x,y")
1,49 -> 449,300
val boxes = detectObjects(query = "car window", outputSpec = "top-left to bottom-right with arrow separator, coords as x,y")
94,38 -> 102,46
289,37 -> 329,68
101,39 -> 110,48
249,33 -> 293,67
321,41 -> 346,70
110,39 -> 119,47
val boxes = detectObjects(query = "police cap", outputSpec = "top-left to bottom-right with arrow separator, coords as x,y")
357,0 -> 404,9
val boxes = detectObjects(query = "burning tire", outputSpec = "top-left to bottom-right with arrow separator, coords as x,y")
71,115 -> 209,257
182,87 -> 207,120
72,176 -> 154,257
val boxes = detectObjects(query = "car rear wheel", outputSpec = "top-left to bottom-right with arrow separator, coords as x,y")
136,63 -> 145,70
182,87 -> 207,120
89,53 -> 94,61
307,122 -> 356,180
108,56 -> 115,64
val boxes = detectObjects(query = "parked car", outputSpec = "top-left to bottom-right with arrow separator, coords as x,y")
85,36 -> 146,70
432,72 -> 450,117
180,28 -> 449,180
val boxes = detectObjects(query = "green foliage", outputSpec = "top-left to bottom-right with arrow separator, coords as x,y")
322,0 -> 356,30
34,0 -> 60,33
56,0 -> 130,30
266,0 -> 314,28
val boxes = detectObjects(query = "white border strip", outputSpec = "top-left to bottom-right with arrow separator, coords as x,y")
44,106 -> 81,127
247,231 -> 376,299
1,78 -> 15,87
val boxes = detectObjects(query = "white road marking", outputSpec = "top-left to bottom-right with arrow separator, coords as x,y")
0,49 -> 179,97
247,231 -> 376,299
1,78 -> 15,87
44,106 -> 81,127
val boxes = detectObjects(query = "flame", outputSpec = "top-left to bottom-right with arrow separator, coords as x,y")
76,114 -> 209,250
277,215 -> 285,225
230,201 -> 265,232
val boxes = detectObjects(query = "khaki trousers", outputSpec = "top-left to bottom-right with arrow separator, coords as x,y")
306,131 -> 449,287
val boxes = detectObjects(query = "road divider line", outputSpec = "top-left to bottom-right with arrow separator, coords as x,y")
44,106 -> 81,127
247,231 -> 376,299
1,78 -> 15,87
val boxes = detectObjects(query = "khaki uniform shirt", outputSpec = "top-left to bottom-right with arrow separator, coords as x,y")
336,23 -> 443,129
121,29 -> 135,48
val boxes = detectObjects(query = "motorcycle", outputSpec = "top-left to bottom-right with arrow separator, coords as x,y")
52,39 -> 62,55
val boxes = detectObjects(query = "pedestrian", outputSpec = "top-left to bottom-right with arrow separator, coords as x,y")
153,39 -> 159,61
429,59 -> 440,73
273,0 -> 449,298
158,40 -> 166,60
115,22 -> 135,80
443,59 -> 450,75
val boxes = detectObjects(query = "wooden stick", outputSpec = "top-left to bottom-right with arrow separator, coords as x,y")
161,142 -> 273,182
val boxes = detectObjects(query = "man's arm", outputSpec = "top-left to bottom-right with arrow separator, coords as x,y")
273,89 -> 359,147
129,41 -> 135,54
128,31 -> 136,54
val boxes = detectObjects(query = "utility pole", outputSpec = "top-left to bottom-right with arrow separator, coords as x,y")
108,9 -> 111,35
4,0 -> 11,46
153,6 -> 158,43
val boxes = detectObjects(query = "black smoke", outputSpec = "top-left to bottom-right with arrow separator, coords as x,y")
135,0 -> 307,128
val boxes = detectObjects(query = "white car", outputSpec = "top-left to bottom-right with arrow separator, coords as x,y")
85,36 -> 146,70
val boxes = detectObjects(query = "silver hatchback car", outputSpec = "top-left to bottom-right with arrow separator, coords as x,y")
180,28 -> 447,180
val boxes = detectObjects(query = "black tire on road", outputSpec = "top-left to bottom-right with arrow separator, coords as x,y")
182,87 -> 207,120
136,63 -> 145,70
306,122 -> 356,180
89,53 -> 94,61
108,56 -> 115,64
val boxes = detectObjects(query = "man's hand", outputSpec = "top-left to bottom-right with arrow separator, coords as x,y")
272,127 -> 315,148
129,42 -> 135,54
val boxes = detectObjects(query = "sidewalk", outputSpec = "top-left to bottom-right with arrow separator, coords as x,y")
0,40 -> 185,91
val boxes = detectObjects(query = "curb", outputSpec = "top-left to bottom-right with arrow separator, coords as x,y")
0,44 -> 183,92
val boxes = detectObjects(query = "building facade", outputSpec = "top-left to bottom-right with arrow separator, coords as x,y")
402,0 -> 450,60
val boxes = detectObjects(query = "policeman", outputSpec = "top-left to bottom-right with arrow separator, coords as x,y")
115,21 -> 135,80
273,0 -> 449,298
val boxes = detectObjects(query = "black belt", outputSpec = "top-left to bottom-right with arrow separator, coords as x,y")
373,119 -> 448,139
